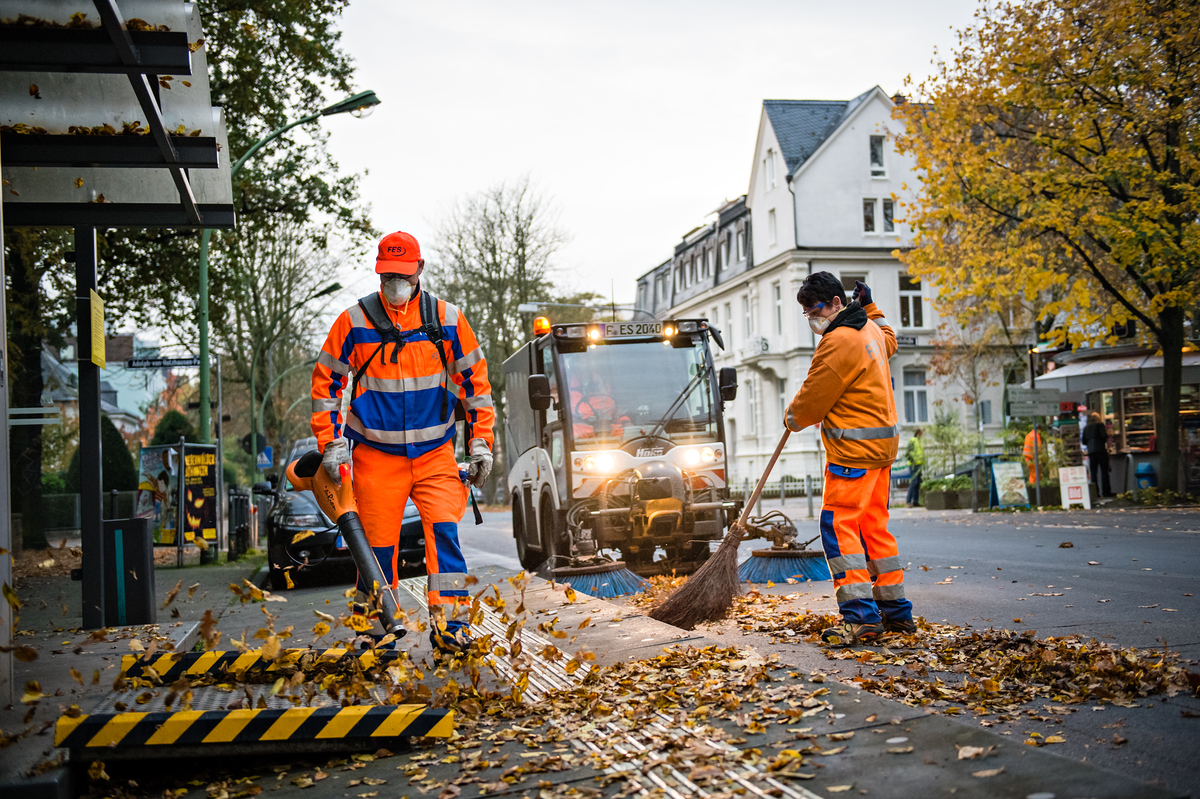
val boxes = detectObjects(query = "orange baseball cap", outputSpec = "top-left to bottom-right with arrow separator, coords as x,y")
375,231 -> 422,273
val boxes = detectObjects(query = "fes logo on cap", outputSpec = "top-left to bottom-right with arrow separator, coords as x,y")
375,231 -> 422,274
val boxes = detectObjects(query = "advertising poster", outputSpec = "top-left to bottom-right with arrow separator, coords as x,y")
136,444 -> 179,545
991,461 -> 1030,507
182,444 -> 219,543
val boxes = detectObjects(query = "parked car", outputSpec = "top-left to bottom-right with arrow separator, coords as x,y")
264,439 -> 425,590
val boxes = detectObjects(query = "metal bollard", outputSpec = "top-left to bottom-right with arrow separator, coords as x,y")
806,475 -> 815,519
781,475 -> 787,506
756,488 -> 763,518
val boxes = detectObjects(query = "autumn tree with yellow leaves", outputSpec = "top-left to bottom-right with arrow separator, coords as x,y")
894,0 -> 1200,492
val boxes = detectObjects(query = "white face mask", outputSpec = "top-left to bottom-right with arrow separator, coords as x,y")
382,278 -> 415,304
808,315 -> 832,336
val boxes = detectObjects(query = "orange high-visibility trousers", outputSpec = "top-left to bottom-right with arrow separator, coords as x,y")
351,440 -> 470,625
819,464 -> 913,626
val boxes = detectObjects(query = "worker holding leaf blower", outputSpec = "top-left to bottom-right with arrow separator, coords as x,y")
311,230 -> 494,655
784,272 -> 916,646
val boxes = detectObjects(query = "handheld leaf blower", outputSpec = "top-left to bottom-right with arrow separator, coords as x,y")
286,450 -> 407,638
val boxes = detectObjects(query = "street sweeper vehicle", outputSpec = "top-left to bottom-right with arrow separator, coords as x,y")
503,316 -> 745,588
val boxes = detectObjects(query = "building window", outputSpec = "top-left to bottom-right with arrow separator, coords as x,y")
724,302 -> 734,347
777,379 -> 787,425
674,263 -> 683,292
840,273 -> 867,294
736,230 -> 746,261
882,199 -> 895,233
722,237 -> 731,271
704,248 -> 713,278
742,296 -> 751,338
863,199 -> 876,233
765,148 -> 776,189
870,135 -> 885,177
979,399 -> 992,426
903,369 -> 928,424
768,208 -> 777,245
772,282 -> 782,334
899,274 -> 924,328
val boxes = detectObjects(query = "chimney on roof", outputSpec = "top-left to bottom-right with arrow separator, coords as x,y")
892,93 -> 907,105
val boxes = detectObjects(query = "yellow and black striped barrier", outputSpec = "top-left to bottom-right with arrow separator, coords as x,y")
120,647 -> 400,681
56,703 -> 453,749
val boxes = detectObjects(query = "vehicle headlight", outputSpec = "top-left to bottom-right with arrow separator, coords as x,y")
285,514 -> 321,527
596,453 -> 615,472
701,447 -> 715,463
583,456 -> 596,472
683,448 -> 701,466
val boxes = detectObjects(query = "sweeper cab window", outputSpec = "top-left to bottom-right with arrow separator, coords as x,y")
558,339 -> 717,450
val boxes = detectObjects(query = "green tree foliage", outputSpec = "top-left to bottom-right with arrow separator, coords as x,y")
150,409 -> 198,446
894,0 -> 1200,492
65,415 -> 139,493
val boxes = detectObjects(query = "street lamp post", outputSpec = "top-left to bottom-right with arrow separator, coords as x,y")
198,90 -> 381,445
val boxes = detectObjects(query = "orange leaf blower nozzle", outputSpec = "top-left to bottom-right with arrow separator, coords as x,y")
286,451 -> 405,636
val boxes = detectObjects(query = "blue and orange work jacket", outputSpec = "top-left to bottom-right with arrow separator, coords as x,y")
311,288 -> 495,459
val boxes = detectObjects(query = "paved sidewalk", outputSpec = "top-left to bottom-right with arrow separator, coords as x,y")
0,552 -> 265,795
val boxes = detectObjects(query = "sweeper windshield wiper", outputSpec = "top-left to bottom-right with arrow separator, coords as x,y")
643,364 -> 709,443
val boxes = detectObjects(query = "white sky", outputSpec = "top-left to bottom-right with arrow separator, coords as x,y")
319,0 -> 978,306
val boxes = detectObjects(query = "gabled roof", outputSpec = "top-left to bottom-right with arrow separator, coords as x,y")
763,88 -> 874,175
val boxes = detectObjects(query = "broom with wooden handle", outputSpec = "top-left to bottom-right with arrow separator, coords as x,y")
649,430 -> 791,630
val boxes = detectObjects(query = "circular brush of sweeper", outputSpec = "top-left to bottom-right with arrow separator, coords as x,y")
551,559 -> 650,599
738,547 -> 832,584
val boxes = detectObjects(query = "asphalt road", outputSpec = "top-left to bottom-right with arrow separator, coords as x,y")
269,503 -> 1200,796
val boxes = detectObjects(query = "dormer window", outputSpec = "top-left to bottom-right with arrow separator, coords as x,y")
870,135 -> 886,178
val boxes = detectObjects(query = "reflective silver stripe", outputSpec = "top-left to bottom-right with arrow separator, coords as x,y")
312,398 -> 340,413
347,304 -> 369,329
450,347 -> 484,374
826,554 -> 867,574
875,316 -> 891,329
873,583 -> 907,601
442,302 -> 458,329
470,438 -> 490,457
785,406 -> 799,431
867,556 -> 903,576
428,572 -> 469,592
317,350 -> 349,376
346,414 -> 454,445
823,424 -> 900,441
463,393 -> 493,410
357,373 -> 445,393
835,583 -> 874,603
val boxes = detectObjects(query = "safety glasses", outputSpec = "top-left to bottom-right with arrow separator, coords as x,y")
801,302 -> 826,319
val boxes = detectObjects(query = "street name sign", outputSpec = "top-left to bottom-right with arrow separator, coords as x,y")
127,357 -> 201,369
1008,387 -> 1060,416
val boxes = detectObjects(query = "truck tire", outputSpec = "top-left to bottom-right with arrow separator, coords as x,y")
540,494 -> 563,570
513,497 -> 540,570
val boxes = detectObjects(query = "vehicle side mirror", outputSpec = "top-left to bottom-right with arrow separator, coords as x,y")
251,481 -> 273,496
528,374 -> 553,411
719,367 -> 738,402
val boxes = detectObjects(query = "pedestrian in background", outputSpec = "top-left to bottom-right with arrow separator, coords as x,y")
1081,412 -> 1113,497
905,428 -> 925,507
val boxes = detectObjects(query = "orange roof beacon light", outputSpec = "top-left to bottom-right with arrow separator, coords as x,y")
533,316 -> 551,336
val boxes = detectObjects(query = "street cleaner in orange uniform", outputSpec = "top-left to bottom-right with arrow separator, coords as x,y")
311,231 -> 494,654
784,272 -> 915,645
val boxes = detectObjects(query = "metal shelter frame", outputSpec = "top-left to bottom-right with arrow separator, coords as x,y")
0,0 -> 235,706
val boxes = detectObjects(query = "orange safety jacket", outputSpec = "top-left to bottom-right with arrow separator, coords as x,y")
785,301 -> 899,470
311,287 -> 495,459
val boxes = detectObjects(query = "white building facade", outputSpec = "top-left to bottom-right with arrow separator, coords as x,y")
636,87 -> 1007,487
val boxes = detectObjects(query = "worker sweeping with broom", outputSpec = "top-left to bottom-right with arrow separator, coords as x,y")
784,272 -> 916,646
311,230 -> 494,655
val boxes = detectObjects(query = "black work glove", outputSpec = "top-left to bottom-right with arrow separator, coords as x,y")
852,280 -> 873,306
